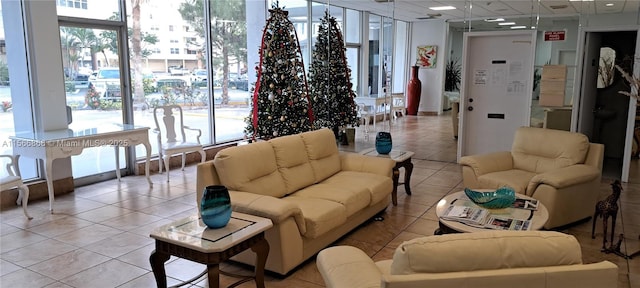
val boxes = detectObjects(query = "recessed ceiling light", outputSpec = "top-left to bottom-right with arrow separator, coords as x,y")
429,6 -> 456,11
498,22 -> 516,26
511,26 -> 527,29
485,18 -> 504,22
605,3 -> 614,6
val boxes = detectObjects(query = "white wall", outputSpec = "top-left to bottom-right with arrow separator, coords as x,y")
409,20 -> 447,114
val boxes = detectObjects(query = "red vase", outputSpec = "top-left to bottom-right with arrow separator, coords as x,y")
406,66 -> 421,115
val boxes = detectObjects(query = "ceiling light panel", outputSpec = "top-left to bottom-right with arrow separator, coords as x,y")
429,6 -> 456,11
498,22 -> 516,25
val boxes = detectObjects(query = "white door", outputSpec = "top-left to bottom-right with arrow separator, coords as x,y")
458,31 -> 536,158
576,32 -> 602,140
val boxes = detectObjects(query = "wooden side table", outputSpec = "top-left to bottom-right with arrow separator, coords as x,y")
360,148 -> 415,205
149,212 -> 273,288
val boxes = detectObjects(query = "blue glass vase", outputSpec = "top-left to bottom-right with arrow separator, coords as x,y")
200,185 -> 232,229
375,132 -> 392,154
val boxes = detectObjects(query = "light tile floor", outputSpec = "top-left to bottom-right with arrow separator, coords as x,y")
1,113 -> 638,288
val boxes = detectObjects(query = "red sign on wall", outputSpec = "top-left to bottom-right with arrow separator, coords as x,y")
544,31 -> 566,41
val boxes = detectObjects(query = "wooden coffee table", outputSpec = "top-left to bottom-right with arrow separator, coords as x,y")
149,212 -> 273,288
360,148 -> 414,205
435,191 -> 549,234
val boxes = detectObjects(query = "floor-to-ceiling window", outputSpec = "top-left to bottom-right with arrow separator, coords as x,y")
0,0 -> 38,180
345,8 -> 360,95
368,14 -> 381,97
57,1 -> 128,179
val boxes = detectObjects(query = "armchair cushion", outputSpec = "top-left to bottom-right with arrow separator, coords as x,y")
512,127 -> 590,173
475,169 -> 536,195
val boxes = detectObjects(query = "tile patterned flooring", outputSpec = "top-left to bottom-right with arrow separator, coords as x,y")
1,114 -> 639,288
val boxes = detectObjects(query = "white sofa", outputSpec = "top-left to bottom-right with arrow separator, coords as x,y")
196,128 -> 395,275
317,231 -> 618,288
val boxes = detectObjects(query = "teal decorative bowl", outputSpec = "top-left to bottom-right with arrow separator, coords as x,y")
464,187 -> 516,209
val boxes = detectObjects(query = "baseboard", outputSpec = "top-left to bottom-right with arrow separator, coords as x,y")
418,111 -> 439,116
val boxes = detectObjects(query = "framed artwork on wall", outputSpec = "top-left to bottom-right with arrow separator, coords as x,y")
417,45 -> 437,68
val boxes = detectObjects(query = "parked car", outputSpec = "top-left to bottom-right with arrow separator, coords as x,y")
88,67 -> 121,101
156,77 -> 187,90
214,73 -> 249,91
74,73 -> 89,86
169,66 -> 188,76
191,69 -> 208,83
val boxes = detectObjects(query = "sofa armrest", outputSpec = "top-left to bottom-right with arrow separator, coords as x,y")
229,191 -> 307,235
340,152 -> 396,177
197,161 -> 222,194
317,246 -> 382,288
527,164 -> 600,191
459,151 -> 514,176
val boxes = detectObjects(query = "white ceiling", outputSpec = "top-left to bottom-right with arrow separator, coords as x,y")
326,0 -> 640,23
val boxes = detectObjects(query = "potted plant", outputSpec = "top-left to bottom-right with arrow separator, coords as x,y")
445,57 -> 461,92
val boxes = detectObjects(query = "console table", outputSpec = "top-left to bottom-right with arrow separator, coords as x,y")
11,124 -> 152,212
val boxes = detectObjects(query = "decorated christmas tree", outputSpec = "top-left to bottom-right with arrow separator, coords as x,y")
244,2 -> 313,140
308,11 -> 359,134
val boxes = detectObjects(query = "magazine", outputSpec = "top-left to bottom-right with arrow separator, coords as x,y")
441,205 -> 531,231
512,198 -> 539,210
440,205 -> 490,227
484,216 -> 531,231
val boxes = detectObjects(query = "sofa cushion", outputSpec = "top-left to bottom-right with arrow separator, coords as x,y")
300,129 -> 341,183
282,196 -> 347,239
213,141 -> 287,198
293,183 -> 370,217
390,231 -> 582,275
269,134 -> 316,194
321,171 -> 392,205
512,127 -> 590,173
477,169 -> 537,195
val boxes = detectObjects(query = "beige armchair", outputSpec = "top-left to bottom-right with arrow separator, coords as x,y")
317,231 -> 617,288
460,127 -> 604,229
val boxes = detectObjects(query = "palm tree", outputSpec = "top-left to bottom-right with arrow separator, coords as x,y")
130,0 -> 148,105
60,27 -> 81,78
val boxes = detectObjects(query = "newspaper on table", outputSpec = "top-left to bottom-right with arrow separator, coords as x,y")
441,205 -> 531,231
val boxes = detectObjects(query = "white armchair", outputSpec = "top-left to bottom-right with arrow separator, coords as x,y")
153,105 -> 206,182
0,154 -> 32,219
356,103 -> 371,139
391,96 -> 406,121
